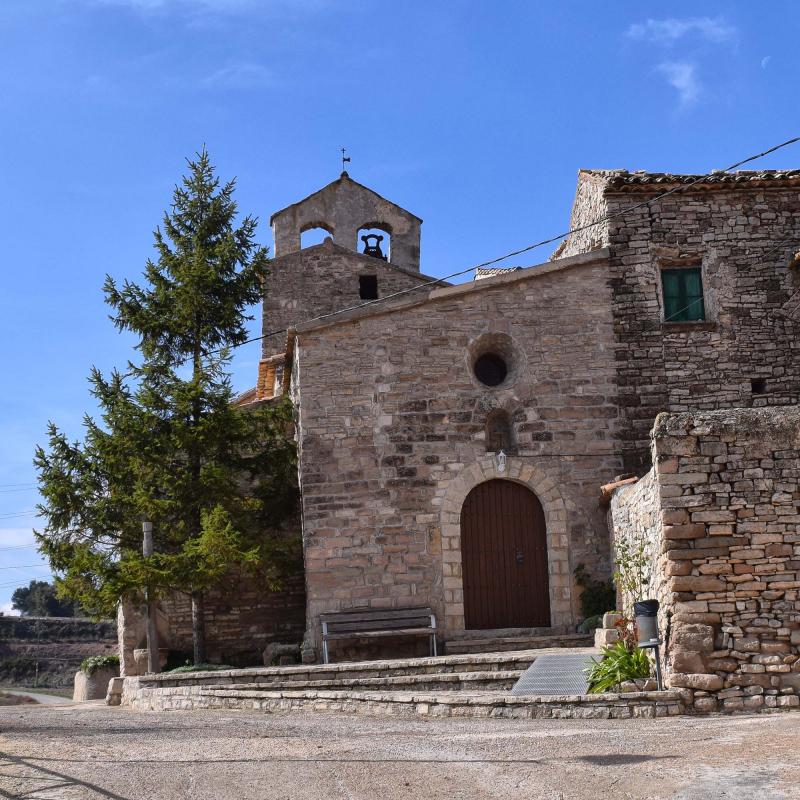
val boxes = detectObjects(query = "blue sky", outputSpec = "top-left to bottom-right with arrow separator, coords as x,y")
1,0 -> 799,613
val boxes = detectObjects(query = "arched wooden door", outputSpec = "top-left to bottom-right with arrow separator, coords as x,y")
460,479 -> 551,629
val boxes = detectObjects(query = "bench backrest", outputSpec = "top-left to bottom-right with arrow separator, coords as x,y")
320,607 -> 435,634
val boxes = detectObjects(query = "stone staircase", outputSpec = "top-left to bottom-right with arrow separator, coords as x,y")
127,646 -> 603,710
124,646 -> 690,720
140,650 -> 542,695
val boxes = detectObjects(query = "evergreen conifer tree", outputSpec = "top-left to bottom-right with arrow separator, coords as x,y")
34,150 -> 298,664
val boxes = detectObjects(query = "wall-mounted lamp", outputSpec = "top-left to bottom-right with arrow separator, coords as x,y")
496,449 -> 507,473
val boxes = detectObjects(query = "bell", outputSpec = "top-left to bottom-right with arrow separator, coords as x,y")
361,233 -> 387,260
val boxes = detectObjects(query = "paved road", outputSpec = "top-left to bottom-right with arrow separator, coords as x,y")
1,689 -> 74,706
0,704 -> 798,799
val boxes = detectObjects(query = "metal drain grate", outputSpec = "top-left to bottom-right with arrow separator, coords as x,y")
510,652 -> 596,696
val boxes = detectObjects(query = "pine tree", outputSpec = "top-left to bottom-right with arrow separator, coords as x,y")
34,150 -> 298,664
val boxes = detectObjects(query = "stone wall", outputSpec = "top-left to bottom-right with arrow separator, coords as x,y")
119,568 -> 306,675
553,170 -> 609,260
0,616 -> 116,688
608,468 -> 668,615
610,407 -> 800,712
294,249 -> 623,654
262,239 -> 435,358
271,172 -> 422,272
561,172 -> 800,472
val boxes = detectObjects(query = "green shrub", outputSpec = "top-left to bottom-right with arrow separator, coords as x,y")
578,614 -> 603,634
80,654 -> 120,676
574,563 -> 616,620
586,641 -> 651,694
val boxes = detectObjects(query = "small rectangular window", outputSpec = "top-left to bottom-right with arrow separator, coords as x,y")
359,275 -> 378,300
662,267 -> 705,322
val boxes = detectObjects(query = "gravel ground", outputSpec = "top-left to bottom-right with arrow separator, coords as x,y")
0,704 -> 798,799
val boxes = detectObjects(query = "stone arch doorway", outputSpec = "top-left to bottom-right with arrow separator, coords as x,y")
460,479 -> 551,629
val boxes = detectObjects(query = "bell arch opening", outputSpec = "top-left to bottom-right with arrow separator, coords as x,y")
358,223 -> 392,262
300,222 -> 334,249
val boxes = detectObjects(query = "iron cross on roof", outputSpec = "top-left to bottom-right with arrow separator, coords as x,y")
340,147 -> 351,174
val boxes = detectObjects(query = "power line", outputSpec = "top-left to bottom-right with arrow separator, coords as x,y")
0,544 -> 39,552
0,510 -> 37,520
0,564 -> 49,570
224,134 -> 800,353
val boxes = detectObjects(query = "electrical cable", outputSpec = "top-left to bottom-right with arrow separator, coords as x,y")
223,135 -> 800,353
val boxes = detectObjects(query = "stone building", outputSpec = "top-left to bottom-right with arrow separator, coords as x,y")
120,167 -> 800,671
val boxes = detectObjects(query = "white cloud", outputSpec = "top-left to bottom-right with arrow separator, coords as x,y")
200,62 -> 276,90
0,603 -> 21,616
627,17 -> 737,45
657,61 -> 700,106
761,56 -> 772,69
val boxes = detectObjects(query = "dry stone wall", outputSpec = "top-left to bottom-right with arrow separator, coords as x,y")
294,251 -> 622,654
610,407 -> 800,713
561,173 -> 800,472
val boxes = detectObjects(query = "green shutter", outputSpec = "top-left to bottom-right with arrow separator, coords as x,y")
662,268 -> 705,322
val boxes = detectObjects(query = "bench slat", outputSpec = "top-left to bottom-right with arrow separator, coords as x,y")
325,618 -> 433,633
323,628 -> 434,640
320,608 -> 433,623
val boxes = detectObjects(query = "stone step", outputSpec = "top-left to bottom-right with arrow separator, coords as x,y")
446,626 -> 573,641
142,649 -> 553,690
128,682 -> 689,719
444,633 -> 593,655
221,669 -> 522,693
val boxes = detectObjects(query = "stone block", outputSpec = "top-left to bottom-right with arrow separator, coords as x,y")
671,576 -> 727,593
664,524 -> 706,540
106,677 -> 124,706
668,673 -> 723,691
602,612 -> 623,628
671,651 -> 706,674
74,666 -> 119,702
594,628 -> 620,647
671,623 -> 715,653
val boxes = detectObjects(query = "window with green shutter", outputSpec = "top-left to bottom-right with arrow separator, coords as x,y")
661,267 -> 706,322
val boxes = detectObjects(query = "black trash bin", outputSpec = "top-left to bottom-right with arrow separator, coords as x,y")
634,599 -> 660,646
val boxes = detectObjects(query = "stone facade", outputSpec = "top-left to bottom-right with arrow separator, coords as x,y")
610,407 -> 800,712
271,171 -> 422,271
261,239 -> 435,361
121,167 -> 800,669
293,250 -> 622,653
559,170 -> 800,472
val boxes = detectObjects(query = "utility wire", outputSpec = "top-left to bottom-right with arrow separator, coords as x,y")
223,135 -> 800,353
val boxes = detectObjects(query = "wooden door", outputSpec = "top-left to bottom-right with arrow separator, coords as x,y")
460,479 -> 551,629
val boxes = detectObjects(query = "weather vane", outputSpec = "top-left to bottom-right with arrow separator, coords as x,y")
340,147 -> 351,173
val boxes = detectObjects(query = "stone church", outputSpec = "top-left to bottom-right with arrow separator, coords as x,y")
119,166 -> 800,671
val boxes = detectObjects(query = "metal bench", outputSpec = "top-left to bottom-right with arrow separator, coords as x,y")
320,607 -> 438,664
